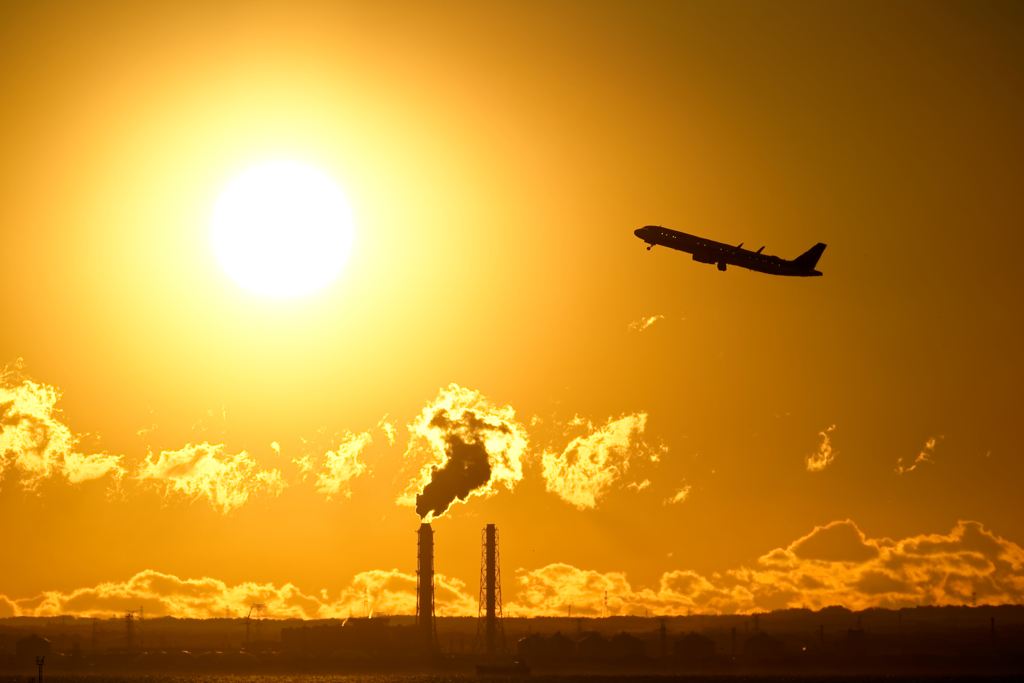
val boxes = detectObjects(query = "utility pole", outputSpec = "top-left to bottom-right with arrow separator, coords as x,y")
36,656 -> 44,683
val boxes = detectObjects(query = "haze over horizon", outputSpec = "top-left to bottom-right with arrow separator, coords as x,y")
1,0 -> 1022,621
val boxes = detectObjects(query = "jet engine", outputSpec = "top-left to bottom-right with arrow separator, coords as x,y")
717,262 -> 727,271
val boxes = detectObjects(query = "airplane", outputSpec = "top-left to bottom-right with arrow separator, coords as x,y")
634,225 -> 827,277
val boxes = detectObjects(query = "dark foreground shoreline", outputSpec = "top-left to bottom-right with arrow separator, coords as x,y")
3,675 -> 1024,683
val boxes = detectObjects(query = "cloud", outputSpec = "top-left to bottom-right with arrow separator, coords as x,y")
510,564 -> 635,617
291,454 -> 315,481
2,520 -> 1022,619
665,484 -> 691,505
540,413 -> 661,509
2,568 -> 477,620
506,563 -> 759,617
508,520 -> 1024,616
134,442 -> 287,514
628,315 -> 664,332
62,452 -> 126,484
315,430 -> 371,500
7,570 -> 326,619
805,424 -> 837,472
788,519 -> 880,563
323,569 -> 476,618
0,359 -> 125,487
377,416 -> 397,446
738,519 -> 1024,611
398,384 -> 528,521
896,435 -> 943,475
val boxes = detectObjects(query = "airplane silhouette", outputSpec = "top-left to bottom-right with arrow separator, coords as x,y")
634,226 -> 826,277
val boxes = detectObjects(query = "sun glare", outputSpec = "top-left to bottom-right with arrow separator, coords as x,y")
211,162 -> 353,297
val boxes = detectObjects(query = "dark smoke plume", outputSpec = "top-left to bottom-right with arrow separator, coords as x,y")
415,409 -> 510,520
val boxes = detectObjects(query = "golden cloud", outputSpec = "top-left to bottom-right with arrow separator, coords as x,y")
1,521 -> 1021,619
805,424 -> 837,472
628,314 -> 664,332
665,484 -> 691,505
896,435 -> 943,475
3,568 -> 477,620
134,442 -> 287,514
291,453 -> 316,481
377,415 -> 398,446
509,520 -> 1024,616
315,430 -> 371,500
509,563 -> 636,617
0,359 -> 125,487
540,413 -> 660,509
9,570 -> 322,619
321,569 -> 476,618
732,519 -> 1024,611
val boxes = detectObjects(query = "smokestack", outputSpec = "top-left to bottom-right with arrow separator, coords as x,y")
475,523 -> 506,658
485,524 -> 497,657
417,523 -> 436,650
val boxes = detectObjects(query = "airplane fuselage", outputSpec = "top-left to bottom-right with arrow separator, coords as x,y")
634,226 -> 825,277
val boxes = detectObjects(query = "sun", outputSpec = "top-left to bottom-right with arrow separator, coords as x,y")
211,162 -> 354,297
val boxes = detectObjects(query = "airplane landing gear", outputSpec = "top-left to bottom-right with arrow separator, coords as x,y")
646,245 -> 652,250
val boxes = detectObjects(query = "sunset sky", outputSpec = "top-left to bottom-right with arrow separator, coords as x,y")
2,0 -> 1023,619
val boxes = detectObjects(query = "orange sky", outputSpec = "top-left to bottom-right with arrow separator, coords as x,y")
2,0 -> 1023,619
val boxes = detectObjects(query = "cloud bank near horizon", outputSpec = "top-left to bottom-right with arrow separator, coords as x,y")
3,519 -> 1019,619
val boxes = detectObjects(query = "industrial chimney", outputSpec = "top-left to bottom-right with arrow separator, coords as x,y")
475,523 -> 506,658
416,523 -> 436,650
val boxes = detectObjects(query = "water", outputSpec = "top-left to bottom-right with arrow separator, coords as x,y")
1,676 -> 1021,683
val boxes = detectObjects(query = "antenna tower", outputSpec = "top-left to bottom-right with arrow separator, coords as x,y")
246,603 -> 267,643
124,609 -> 142,652
474,524 -> 507,658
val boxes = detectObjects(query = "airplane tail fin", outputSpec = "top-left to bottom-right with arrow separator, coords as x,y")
792,243 -> 827,269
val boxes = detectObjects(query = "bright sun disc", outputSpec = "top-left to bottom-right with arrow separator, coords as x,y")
212,162 -> 353,297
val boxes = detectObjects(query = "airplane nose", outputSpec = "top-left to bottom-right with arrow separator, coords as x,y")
634,228 -> 645,237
